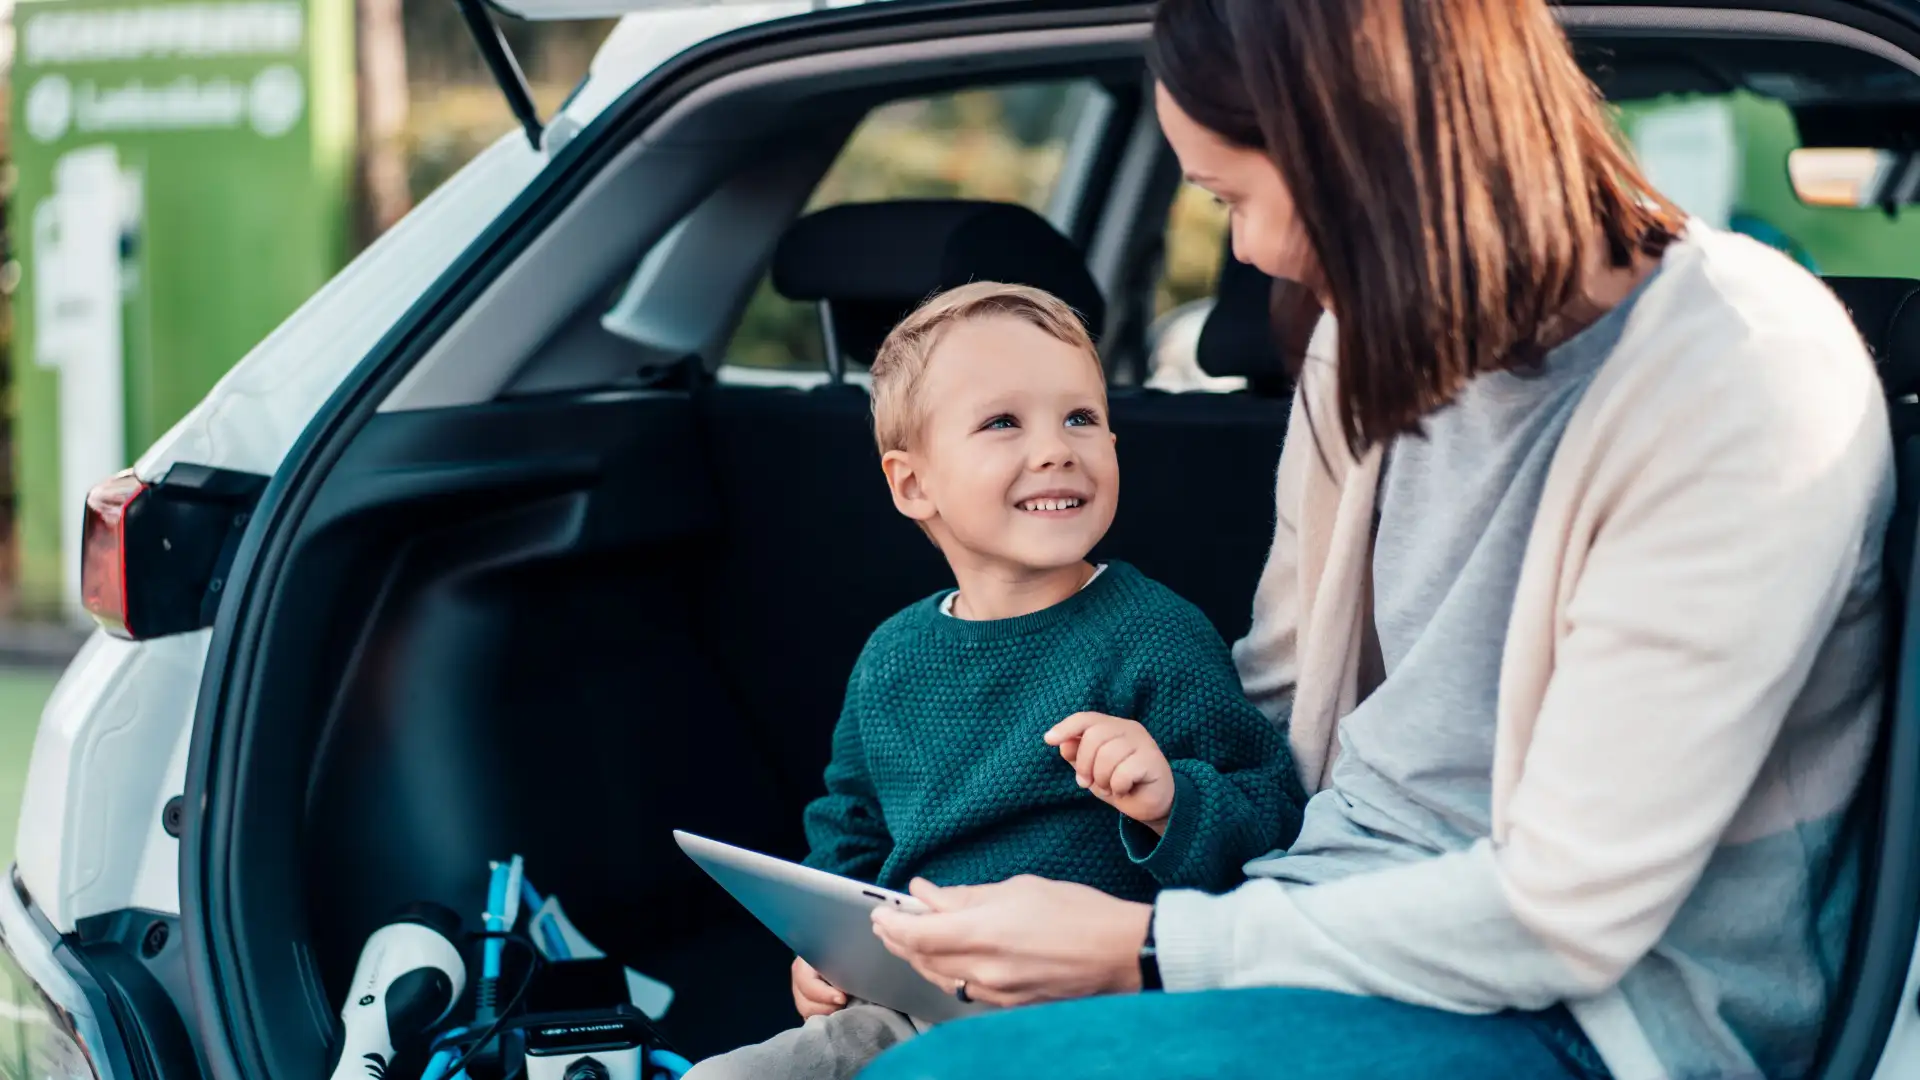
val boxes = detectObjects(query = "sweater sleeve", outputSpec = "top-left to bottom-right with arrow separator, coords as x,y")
801,662 -> 892,881
1120,608 -> 1308,892
1153,322 -> 1893,1008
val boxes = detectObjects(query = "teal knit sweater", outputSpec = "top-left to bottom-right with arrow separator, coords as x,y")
802,562 -> 1305,902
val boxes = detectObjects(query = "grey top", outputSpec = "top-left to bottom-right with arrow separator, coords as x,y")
1251,275 -> 1655,888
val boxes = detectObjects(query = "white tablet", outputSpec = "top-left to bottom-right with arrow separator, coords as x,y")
672,830 -> 991,1023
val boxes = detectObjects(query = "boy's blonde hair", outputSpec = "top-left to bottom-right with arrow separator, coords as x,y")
870,281 -> 1100,455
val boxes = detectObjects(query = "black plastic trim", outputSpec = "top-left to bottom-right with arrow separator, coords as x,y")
9,871 -> 147,1080
121,465 -> 267,640
1061,77 -> 1147,250
72,910 -> 204,1080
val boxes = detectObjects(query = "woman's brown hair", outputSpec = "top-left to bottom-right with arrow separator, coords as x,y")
1149,0 -> 1685,453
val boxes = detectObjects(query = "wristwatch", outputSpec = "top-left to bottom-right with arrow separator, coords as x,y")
1138,912 -> 1163,992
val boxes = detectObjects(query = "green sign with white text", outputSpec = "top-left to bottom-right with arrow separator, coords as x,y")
9,0 -> 355,617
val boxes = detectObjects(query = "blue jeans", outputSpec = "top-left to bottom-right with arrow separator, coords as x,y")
856,988 -> 1612,1080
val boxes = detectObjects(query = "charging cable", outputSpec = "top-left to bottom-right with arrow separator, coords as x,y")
648,1050 -> 693,1078
425,931 -> 539,1080
477,857 -> 526,1022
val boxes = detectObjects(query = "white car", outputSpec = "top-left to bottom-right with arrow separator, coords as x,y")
5,1 -> 1920,1078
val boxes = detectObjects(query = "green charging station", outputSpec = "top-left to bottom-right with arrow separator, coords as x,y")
8,0 -> 356,619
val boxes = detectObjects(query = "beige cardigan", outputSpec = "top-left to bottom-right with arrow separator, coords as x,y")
1153,226 -> 1894,1079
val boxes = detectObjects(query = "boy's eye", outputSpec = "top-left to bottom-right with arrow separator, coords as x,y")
1065,410 -> 1099,428
983,415 -> 1018,431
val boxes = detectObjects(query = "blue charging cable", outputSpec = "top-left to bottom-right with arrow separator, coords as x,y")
419,860 -> 691,1080
478,857 -> 526,1022
649,1050 -> 693,1078
416,1026 -> 470,1080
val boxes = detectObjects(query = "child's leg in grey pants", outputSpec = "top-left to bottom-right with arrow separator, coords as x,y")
682,1004 -> 921,1080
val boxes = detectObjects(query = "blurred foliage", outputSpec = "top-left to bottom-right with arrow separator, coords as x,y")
1159,183 -> 1229,316
402,81 -> 579,203
389,15 -> 613,235
406,10 -> 614,89
0,87 -> 14,600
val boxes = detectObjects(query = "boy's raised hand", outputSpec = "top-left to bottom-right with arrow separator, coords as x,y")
1044,712 -> 1174,834
791,955 -> 847,1018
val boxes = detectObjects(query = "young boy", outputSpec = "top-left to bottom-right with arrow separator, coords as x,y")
685,282 -> 1304,1080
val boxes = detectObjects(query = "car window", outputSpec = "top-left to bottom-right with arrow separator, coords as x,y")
724,81 -> 1101,373
1146,87 -> 1920,394
1616,91 -> 1920,278
1157,185 -> 1230,321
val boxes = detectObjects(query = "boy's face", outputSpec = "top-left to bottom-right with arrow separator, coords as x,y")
884,316 -> 1119,575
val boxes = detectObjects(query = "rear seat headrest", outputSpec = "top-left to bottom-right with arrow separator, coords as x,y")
1196,251 -> 1321,396
1827,276 -> 1920,398
771,200 -> 1106,369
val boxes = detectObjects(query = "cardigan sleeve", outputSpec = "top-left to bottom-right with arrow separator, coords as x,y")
1231,325 -> 1346,789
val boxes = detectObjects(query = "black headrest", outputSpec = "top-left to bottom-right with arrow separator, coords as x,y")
1826,276 -> 1920,398
1196,250 -> 1320,396
770,200 -> 1106,368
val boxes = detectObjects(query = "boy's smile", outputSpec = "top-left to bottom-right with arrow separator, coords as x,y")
1015,490 -> 1090,517
880,313 -> 1119,606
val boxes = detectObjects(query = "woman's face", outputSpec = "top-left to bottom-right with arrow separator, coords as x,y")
1155,83 -> 1327,307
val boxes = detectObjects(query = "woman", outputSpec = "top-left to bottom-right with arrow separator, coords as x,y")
857,0 -> 1895,1078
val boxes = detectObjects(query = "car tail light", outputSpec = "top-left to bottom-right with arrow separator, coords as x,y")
76,464 -> 270,642
81,471 -> 146,639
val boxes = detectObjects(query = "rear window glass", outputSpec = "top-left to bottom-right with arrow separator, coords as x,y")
1147,84 -> 1920,393
725,81 -> 1100,373
1617,92 -> 1920,278
1157,186 -> 1229,321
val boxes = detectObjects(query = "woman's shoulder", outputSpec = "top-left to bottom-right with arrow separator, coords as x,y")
1572,225 -> 1892,519
1601,224 -> 1885,435
1634,225 -> 1876,380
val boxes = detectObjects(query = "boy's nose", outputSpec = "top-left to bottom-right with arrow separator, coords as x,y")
1031,434 -> 1077,470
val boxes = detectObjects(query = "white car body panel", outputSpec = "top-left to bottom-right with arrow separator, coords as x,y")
16,631 -> 208,929
13,2 -> 820,932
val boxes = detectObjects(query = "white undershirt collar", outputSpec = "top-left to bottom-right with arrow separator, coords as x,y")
940,563 -> 1108,618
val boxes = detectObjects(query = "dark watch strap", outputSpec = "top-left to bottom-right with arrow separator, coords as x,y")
1139,917 -> 1163,991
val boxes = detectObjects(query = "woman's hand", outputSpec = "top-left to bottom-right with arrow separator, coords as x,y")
870,876 -> 1153,1007
791,955 -> 847,1019
1045,712 -> 1175,832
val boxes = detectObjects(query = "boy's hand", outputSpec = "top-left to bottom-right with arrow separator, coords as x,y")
1044,712 -> 1174,833
791,956 -> 847,1018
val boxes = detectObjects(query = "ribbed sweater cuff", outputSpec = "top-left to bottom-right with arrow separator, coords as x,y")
1151,887 -> 1241,991
1121,771 -> 1200,879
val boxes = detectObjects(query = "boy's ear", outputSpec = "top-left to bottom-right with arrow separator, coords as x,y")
881,449 -> 938,523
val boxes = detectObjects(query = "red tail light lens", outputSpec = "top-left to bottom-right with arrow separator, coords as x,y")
81,471 -> 146,639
